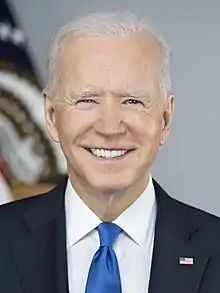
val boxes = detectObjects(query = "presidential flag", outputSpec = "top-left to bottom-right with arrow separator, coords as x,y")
0,0 -> 65,202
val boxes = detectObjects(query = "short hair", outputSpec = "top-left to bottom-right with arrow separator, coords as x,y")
46,12 -> 171,98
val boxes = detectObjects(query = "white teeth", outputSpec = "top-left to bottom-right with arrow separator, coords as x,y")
100,149 -> 105,157
90,148 -> 127,158
105,150 -> 111,158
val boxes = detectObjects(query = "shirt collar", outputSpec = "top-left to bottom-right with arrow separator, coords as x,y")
65,175 -> 156,249
65,180 -> 101,249
113,175 -> 156,248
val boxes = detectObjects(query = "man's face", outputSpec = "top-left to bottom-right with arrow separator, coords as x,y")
45,33 -> 174,193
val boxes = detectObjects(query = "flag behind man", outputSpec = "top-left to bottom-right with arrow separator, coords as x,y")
0,0 -> 65,203
0,155 -> 12,204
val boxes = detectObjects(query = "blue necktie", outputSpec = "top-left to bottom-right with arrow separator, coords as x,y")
85,222 -> 122,293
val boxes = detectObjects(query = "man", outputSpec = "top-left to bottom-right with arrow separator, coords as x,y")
0,12 -> 220,293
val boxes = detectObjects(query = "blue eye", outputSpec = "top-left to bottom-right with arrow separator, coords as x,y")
123,99 -> 144,106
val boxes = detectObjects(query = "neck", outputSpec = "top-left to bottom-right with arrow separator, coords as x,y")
68,170 -> 150,222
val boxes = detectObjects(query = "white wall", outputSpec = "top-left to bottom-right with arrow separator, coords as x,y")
9,0 -> 220,216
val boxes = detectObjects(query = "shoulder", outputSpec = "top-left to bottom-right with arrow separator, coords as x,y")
0,192 -> 49,239
154,180 -> 220,251
172,195 -> 220,227
0,176 -> 67,240
0,176 -> 67,223
0,192 -> 45,217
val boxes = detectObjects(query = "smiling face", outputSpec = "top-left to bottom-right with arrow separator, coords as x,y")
45,33 -> 174,195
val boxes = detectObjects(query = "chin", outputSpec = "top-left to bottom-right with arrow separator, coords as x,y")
87,175 -> 134,193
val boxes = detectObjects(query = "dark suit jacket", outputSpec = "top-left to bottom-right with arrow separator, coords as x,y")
1,177 -> 220,293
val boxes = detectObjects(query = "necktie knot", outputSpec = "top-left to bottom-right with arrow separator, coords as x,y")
98,222 -> 122,247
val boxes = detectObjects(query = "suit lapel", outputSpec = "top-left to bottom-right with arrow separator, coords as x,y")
11,177 -> 69,293
148,181 -> 210,293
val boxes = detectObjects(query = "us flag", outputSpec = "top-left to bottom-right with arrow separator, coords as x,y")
179,257 -> 194,265
0,0 -> 65,202
0,154 -> 12,204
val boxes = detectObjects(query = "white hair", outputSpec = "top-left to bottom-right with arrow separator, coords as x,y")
46,12 -> 171,97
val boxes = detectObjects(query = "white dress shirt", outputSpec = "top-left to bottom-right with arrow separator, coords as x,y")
65,176 -> 157,293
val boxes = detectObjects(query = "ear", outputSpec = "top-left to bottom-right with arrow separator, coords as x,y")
160,94 -> 175,146
43,89 -> 60,143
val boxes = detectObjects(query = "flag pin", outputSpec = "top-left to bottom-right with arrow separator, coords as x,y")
179,257 -> 194,265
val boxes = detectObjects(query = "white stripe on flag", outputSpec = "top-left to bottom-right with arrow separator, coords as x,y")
0,169 -> 13,205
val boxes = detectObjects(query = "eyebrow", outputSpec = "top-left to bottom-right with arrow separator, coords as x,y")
116,90 -> 148,98
70,89 -> 149,99
70,90 -> 102,98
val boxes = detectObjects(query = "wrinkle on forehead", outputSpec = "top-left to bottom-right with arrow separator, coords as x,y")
56,33 -> 163,99
58,32 -> 161,69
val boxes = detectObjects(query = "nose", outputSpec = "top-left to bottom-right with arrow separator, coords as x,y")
94,102 -> 126,136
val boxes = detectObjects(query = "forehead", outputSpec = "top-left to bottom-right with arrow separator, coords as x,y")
57,33 -> 162,91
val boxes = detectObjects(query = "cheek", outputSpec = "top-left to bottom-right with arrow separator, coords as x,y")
127,110 -> 163,140
54,107 -> 97,142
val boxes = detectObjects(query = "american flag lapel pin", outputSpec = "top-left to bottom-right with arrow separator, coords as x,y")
179,257 -> 194,265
